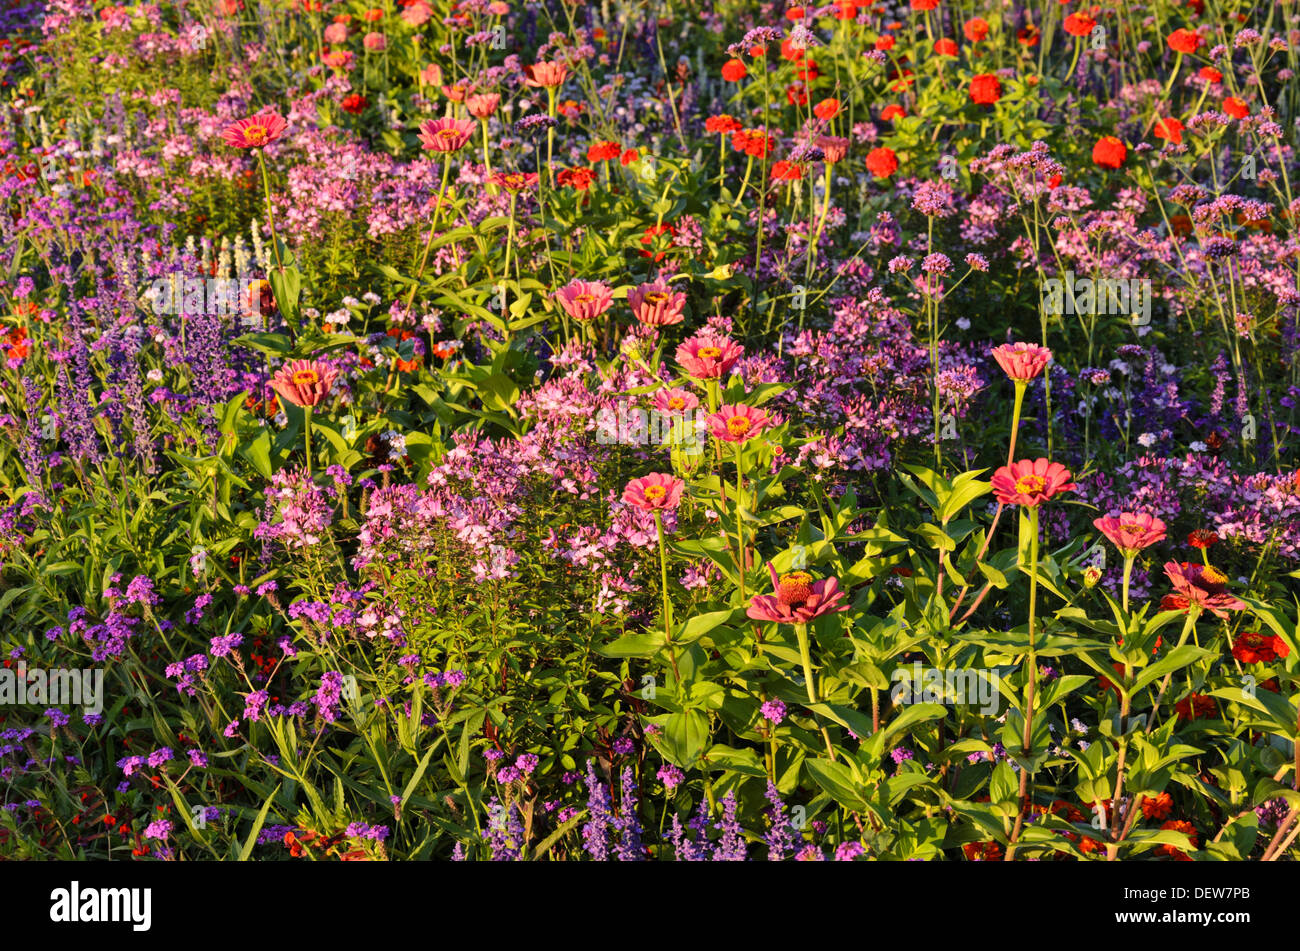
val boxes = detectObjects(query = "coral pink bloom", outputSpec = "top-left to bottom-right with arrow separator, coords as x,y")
419,63 -> 442,86
992,341 -> 1052,381
323,22 -> 347,43
707,403 -> 772,443
490,171 -> 539,191
622,473 -> 685,512
991,458 -> 1076,507
651,388 -> 699,414
417,117 -> 476,152
400,1 -> 432,26
269,359 -> 338,408
523,60 -> 569,88
816,135 -> 849,164
675,334 -> 744,379
554,280 -> 614,322
1162,562 -> 1246,618
628,281 -> 687,327
363,31 -> 387,51
221,112 -> 289,149
466,93 -> 501,118
1093,512 -> 1167,556
748,563 -> 849,624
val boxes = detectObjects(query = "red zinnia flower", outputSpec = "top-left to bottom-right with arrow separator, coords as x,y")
880,104 -> 906,121
747,563 -> 849,625
705,114 -> 742,135
1231,632 -> 1290,665
968,73 -> 1001,105
1187,529 -> 1218,550
587,140 -> 621,163
865,146 -> 898,178
770,160 -> 803,182
1174,694 -> 1217,723
1198,66 -> 1223,83
556,166 -> 596,191
1139,792 -> 1174,820
963,18 -> 990,42
813,98 -> 841,121
1153,116 -> 1184,145
1063,13 -> 1096,36
1092,135 -> 1127,169
1167,29 -> 1201,54
991,341 -> 1052,381
721,58 -> 748,82
1157,820 -> 1198,860
1223,97 -> 1249,118
933,38 -> 958,56
340,94 -> 367,115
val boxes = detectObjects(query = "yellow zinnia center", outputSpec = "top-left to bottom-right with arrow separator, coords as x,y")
1014,474 -> 1046,495
643,485 -> 666,501
726,416 -> 751,435
292,369 -> 319,385
697,346 -> 722,359
1200,565 -> 1227,585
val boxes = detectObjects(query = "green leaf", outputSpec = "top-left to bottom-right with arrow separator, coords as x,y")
238,783 -> 282,860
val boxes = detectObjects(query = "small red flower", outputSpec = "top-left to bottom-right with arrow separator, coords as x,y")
1167,29 -> 1201,54
721,58 -> 748,82
963,18 -> 990,42
933,38 -> 958,57
880,104 -> 906,121
1092,135 -> 1127,169
340,94 -> 368,115
1153,116 -> 1184,145
1063,13 -> 1096,36
865,146 -> 898,178
968,73 -> 1001,105
1223,97 -> 1249,119
813,98 -> 840,121
1231,632 -> 1290,665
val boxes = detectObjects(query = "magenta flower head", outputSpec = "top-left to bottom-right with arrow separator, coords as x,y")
554,279 -> 614,322
622,473 -> 685,512
1162,561 -> 1246,618
628,281 -> 687,327
221,112 -> 289,149
707,403 -> 772,443
747,563 -> 848,624
992,458 -> 1076,508
417,117 -> 477,152
992,342 -> 1052,382
676,333 -> 744,379
1093,512 -> 1167,557
269,359 -> 338,408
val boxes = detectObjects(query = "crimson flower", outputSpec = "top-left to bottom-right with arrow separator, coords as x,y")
747,563 -> 848,624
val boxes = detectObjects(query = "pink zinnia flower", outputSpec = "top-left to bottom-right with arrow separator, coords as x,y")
622,473 -> 685,512
490,171 -> 539,191
992,342 -> 1052,382
417,117 -> 476,153
628,281 -> 687,327
707,403 -> 772,443
816,135 -> 849,164
221,112 -> 288,149
676,334 -> 744,379
554,280 -> 614,322
991,458 -> 1076,507
363,31 -> 387,51
400,1 -> 432,26
747,563 -> 849,624
323,22 -> 347,44
466,93 -> 501,118
523,60 -> 569,88
1093,512 -> 1167,557
1162,562 -> 1246,618
651,388 -> 699,415
269,359 -> 338,408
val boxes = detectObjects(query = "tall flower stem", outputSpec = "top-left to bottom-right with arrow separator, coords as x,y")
1007,505 -> 1041,859
734,442 -> 747,607
653,511 -> 680,682
794,622 -> 836,762
303,404 -> 313,477
1120,552 -> 1136,613
406,153 -> 453,311
256,149 -> 284,273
